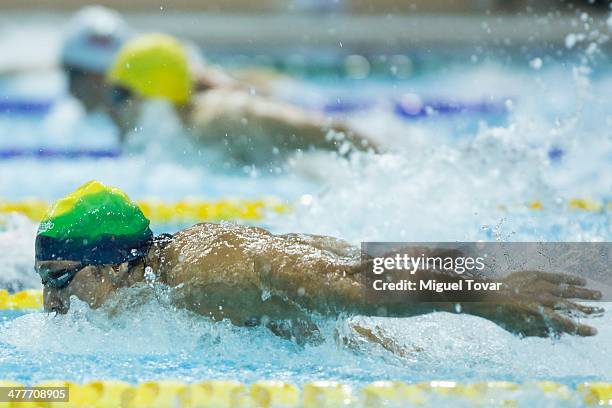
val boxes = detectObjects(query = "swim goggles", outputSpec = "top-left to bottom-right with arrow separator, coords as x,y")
63,65 -> 88,82
36,261 -> 83,289
107,85 -> 133,107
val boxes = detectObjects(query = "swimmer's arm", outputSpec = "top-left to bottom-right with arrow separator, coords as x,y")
192,63 -> 280,94
462,271 -> 602,337
244,98 -> 379,153
341,269 -> 602,337
192,64 -> 240,91
349,267 -> 481,317
345,247 -> 483,313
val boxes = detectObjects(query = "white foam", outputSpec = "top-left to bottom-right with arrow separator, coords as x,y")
2,293 -> 609,381
0,214 -> 39,291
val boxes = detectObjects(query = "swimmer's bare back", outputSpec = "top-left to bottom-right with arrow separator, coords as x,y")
149,223 -> 602,340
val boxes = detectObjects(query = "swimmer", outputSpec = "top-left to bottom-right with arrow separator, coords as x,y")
60,8 -> 240,113
105,34 -> 378,164
60,6 -> 131,111
37,182 -> 602,347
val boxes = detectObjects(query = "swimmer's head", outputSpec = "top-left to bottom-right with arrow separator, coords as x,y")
107,33 -> 192,106
61,7 -> 130,111
62,6 -> 130,73
41,263 -> 134,314
35,180 -> 152,313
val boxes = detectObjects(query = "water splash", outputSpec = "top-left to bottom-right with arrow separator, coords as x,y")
0,214 -> 38,291
0,291 -> 609,384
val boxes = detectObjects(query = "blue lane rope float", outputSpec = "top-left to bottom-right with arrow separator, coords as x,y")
0,148 -> 121,160
315,96 -> 511,118
0,145 -> 567,163
322,99 -> 375,114
0,145 -> 562,163
0,98 -> 54,115
548,146 -> 565,162
394,97 -> 509,119
0,379 -> 609,406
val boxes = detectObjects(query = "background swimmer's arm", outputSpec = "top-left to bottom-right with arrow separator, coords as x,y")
190,89 -> 378,155
192,63 -> 279,96
243,96 -> 379,153
192,64 -> 240,91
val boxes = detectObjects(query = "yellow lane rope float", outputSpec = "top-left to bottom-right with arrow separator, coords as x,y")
0,380 -> 609,407
0,198 -> 290,223
529,198 -> 608,212
0,197 -> 608,224
0,290 -> 43,310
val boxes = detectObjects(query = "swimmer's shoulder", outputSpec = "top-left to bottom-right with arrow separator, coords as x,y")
157,223 -> 225,268
172,222 -> 273,244
280,233 -> 358,258
171,222 -> 223,241
190,88 -> 291,124
191,88 -> 250,116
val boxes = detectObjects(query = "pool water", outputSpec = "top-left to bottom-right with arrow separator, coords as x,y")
0,23 -> 611,399
1,298 -> 611,386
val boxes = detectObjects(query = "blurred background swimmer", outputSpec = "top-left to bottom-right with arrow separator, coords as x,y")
40,6 -> 131,145
60,6 -> 131,112
106,33 -> 378,165
44,6 -> 243,148
59,7 -> 274,112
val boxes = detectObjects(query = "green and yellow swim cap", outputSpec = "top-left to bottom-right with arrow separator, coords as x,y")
35,181 -> 153,265
107,33 -> 192,105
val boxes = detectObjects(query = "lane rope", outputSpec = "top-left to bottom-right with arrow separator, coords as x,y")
0,145 -> 571,162
0,197 -> 607,226
0,99 -> 54,115
0,198 -> 291,223
0,289 -> 43,310
0,148 -> 121,160
0,95 -> 509,119
0,379 -> 608,406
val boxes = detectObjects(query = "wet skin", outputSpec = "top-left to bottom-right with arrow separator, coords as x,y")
40,223 -> 603,342
188,88 -> 378,164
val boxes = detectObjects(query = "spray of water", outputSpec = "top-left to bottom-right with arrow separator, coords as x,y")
1,287 -> 609,384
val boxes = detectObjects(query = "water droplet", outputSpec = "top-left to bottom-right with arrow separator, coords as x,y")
144,266 -> 155,284
529,57 -> 543,70
261,289 -> 271,301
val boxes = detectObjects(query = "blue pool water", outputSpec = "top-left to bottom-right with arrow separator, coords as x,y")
0,23 -> 611,398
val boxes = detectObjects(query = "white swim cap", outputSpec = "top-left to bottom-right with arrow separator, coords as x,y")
61,6 -> 130,73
